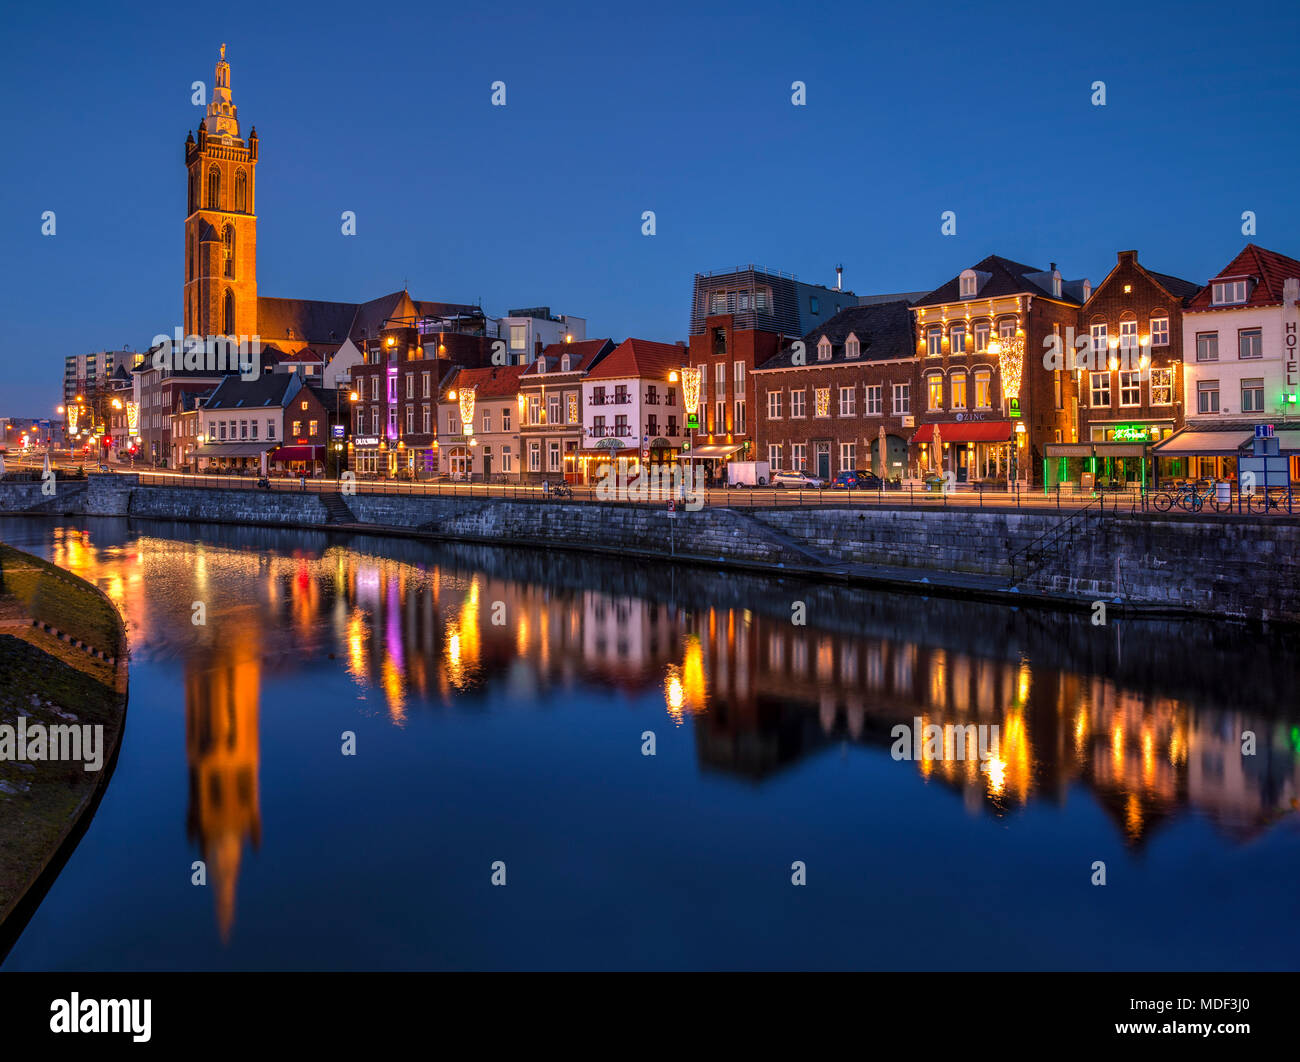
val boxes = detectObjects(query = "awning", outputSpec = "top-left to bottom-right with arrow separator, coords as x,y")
270,445 -> 326,463
1150,431 -> 1253,457
911,421 -> 1012,444
683,443 -> 744,458
193,442 -> 278,457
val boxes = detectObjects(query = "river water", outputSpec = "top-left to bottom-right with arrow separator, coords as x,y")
1,515 -> 1297,970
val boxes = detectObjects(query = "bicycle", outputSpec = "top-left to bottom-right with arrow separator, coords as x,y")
1152,481 -> 1230,513
1246,487 -> 1291,514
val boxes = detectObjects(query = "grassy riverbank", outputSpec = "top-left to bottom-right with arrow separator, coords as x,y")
0,543 -> 127,933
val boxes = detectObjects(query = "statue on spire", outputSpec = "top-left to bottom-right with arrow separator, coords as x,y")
220,43 -> 226,60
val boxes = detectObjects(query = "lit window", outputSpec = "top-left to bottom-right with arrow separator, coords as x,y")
1089,371 -> 1111,407
927,375 -> 944,410
951,373 -> 967,409
1149,368 -> 1174,405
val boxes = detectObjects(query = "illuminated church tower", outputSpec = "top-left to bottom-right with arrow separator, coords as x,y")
184,44 -> 258,339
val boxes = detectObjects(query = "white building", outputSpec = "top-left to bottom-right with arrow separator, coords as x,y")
495,307 -> 586,365
1164,244 -> 1300,480
579,338 -> 686,483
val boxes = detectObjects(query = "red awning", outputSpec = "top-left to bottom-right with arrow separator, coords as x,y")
911,421 -> 1013,444
270,445 -> 326,463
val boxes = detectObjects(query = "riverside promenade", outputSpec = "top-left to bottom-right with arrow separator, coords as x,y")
1,472 -> 1298,623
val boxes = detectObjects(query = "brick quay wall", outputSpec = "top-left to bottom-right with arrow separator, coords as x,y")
1,475 -> 1297,623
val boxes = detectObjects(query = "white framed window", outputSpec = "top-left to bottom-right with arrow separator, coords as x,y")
715,361 -> 726,389
501,446 -> 512,473
405,407 -> 414,433
865,384 -> 882,415
998,318 -> 1016,340
951,373 -> 967,409
482,411 -> 492,433
1150,316 -> 1169,346
1149,367 -> 1174,405
447,414 -> 460,434
974,372 -> 991,410
406,374 -> 414,398
528,396 -> 541,425
734,399 -> 746,434
838,385 -> 855,415
548,394 -> 561,423
1211,280 -> 1249,305
1197,379 -> 1219,414
767,390 -> 782,418
510,324 -> 527,351
927,374 -> 943,411
422,405 -> 432,433
1090,371 -> 1111,407
714,400 -> 725,431
547,441 -> 561,471
1196,332 -> 1218,362
1238,328 -> 1263,359
926,326 -> 943,357
839,442 -> 855,470
502,408 -> 511,431
528,442 -> 541,471
974,321 -> 990,352
790,389 -> 806,418
817,337 -> 832,361
959,270 -> 977,298
950,323 -> 966,354
1090,323 -> 1108,365
768,443 -> 781,470
892,382 -> 910,415
1119,320 -> 1138,361
791,442 -> 806,470
845,334 -> 860,359
1119,370 -> 1141,407
1241,377 -> 1264,413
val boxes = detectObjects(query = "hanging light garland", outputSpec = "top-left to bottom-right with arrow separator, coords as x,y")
815,387 -> 830,417
67,405 -> 79,433
126,402 -> 139,434
680,366 -> 702,415
459,386 -> 476,429
988,326 -> 1026,409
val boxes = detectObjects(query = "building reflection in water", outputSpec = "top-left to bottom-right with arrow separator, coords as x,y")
39,526 -> 1300,944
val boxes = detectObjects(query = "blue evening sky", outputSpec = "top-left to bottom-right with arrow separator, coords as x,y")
2,0 -> 1298,415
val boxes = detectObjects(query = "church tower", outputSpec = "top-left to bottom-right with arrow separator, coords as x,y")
185,44 -> 258,339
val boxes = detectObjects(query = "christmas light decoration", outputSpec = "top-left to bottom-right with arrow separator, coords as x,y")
815,387 -> 830,417
680,366 -> 702,415
459,386 -> 476,429
126,402 -> 139,434
988,326 -> 1026,410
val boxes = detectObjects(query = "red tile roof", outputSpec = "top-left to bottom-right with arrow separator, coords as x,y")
441,363 -> 527,399
583,338 -> 686,382
521,339 -> 613,376
1186,244 -> 1300,311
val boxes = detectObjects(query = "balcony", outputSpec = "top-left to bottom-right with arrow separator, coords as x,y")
589,394 -> 632,406
588,425 -> 634,438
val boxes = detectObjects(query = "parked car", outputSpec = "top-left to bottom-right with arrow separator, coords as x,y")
831,470 -> 883,490
771,469 -> 824,489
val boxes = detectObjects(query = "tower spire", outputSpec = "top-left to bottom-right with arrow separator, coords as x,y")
207,43 -> 240,139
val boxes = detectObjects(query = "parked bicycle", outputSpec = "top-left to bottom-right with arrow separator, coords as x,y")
1245,487 -> 1292,514
1152,481 -> 1231,513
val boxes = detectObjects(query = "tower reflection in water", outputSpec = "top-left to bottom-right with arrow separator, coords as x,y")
72,531 -> 1293,944
185,613 -> 262,943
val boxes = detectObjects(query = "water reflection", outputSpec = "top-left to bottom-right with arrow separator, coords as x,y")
13,519 -> 1300,946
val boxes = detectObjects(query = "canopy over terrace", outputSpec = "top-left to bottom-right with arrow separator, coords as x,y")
193,440 -> 277,473
1150,427 -> 1256,485
910,420 -> 1013,484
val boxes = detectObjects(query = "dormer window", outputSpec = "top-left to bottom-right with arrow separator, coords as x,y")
561,355 -> 571,371
845,334 -> 860,359
959,269 -> 978,298
537,359 -> 545,374
1211,279 -> 1251,305
1051,269 -> 1062,298
817,337 -> 832,361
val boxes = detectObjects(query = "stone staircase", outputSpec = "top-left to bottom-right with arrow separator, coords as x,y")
320,492 -> 357,525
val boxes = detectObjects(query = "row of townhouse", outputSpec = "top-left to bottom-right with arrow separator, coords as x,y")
694,245 -> 1300,488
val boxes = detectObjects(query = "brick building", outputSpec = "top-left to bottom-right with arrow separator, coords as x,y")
686,266 -> 856,473
1065,250 -> 1201,485
753,301 -> 917,481
911,255 -> 1089,486
436,364 -> 529,481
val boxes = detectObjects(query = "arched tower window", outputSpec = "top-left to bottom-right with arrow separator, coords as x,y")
207,166 -> 221,210
222,225 -> 234,277
189,168 -> 198,214
234,169 -> 247,212
223,290 -> 235,336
